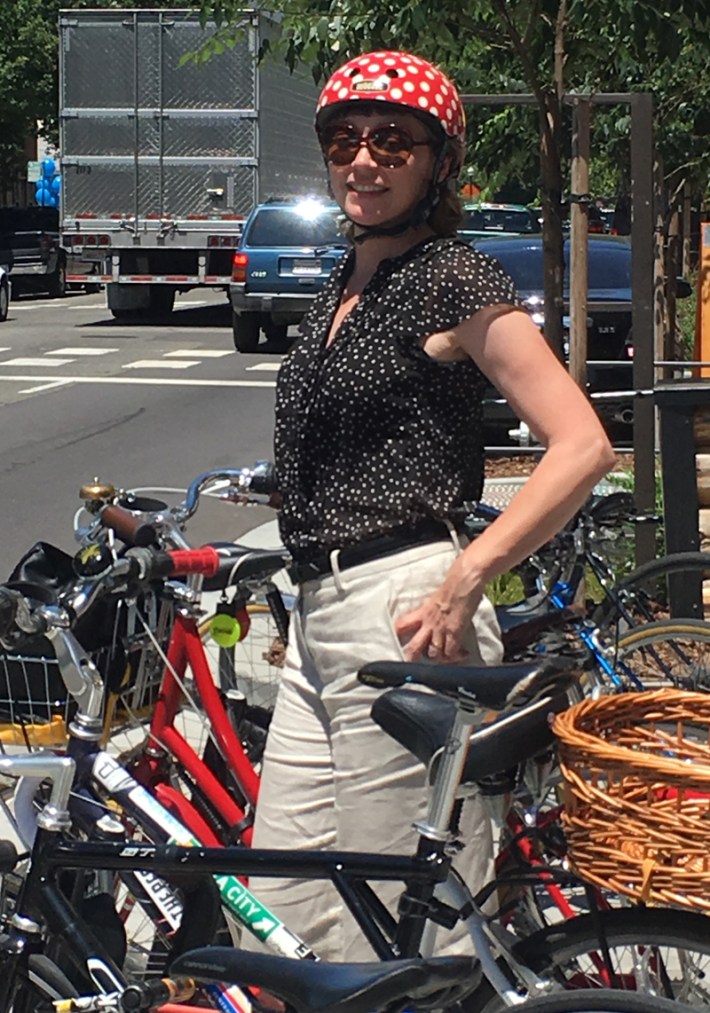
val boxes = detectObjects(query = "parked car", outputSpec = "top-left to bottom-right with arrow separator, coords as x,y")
0,206 -> 69,298
472,234 -> 637,441
229,198 -> 347,352
457,202 -> 541,242
0,263 -> 10,322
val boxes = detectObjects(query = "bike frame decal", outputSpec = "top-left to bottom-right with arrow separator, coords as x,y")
91,751 -> 314,955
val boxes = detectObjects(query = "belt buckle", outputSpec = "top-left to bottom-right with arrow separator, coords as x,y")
288,560 -> 324,584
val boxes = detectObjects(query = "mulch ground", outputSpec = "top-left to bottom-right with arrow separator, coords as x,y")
485,452 -> 634,480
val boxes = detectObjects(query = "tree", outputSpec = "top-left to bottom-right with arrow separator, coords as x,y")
0,0 -> 177,199
198,0 -> 710,361
0,0 -> 61,194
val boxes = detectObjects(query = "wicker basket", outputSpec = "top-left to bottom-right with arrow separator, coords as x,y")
553,689 -> 710,911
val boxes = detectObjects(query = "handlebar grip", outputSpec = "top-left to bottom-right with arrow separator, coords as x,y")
122,976 -> 196,1011
167,546 -> 221,577
249,461 -> 278,495
0,588 -> 19,640
100,504 -> 158,548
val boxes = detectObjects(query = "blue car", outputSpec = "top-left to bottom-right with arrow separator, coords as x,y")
470,234 -> 639,441
229,198 -> 347,352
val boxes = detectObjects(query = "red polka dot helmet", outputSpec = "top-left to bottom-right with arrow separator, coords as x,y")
315,51 -> 466,154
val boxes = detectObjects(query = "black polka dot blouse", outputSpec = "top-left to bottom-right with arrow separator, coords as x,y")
274,235 -> 522,563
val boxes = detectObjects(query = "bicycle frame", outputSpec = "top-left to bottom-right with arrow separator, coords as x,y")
129,607 -> 260,846
1,694 -> 532,1010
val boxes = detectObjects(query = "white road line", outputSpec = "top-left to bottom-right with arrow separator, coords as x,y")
18,379 -> 73,394
0,357 -> 75,367
0,374 -> 276,388
49,347 -> 119,356
164,349 -> 234,358
11,300 -> 106,307
122,359 -> 200,370
0,348 -> 10,353
246,362 -> 281,372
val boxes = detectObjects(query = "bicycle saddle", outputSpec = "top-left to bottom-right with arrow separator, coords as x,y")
358,658 -> 571,711
371,682 -> 575,784
170,948 -> 477,1013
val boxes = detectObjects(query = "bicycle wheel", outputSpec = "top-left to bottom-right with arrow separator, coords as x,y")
508,992 -> 700,1013
200,599 -> 289,713
473,907 -> 710,1010
593,552 -> 710,632
7,953 -> 79,1012
609,618 -> 710,690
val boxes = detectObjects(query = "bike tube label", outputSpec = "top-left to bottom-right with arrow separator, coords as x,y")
91,752 -> 313,953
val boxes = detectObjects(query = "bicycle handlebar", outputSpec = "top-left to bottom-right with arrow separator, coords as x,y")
99,503 -> 159,547
0,546 -> 221,646
175,460 -> 278,523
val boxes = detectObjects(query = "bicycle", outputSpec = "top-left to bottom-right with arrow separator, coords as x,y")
1,558 -> 709,1009
50,955 -> 706,1013
474,494 -> 710,692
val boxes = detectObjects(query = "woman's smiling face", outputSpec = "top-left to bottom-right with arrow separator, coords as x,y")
324,108 -> 439,230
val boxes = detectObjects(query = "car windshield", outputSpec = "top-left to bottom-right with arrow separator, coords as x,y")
461,208 -> 538,234
247,207 -> 343,247
488,243 -> 632,292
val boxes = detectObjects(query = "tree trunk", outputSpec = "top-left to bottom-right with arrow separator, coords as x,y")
569,98 -> 590,387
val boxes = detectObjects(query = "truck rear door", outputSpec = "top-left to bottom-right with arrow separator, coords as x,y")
59,10 -> 260,222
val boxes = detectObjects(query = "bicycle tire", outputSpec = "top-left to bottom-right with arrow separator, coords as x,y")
7,953 -> 79,1012
472,906 -> 710,1011
592,552 -> 710,631
611,618 -> 710,690
503,992 -> 700,1013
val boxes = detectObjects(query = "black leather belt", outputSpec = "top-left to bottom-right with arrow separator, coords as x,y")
287,521 -> 455,585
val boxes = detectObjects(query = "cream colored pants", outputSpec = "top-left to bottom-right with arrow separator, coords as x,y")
246,539 -> 503,961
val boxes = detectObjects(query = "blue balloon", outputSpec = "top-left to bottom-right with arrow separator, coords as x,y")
41,157 -> 56,178
50,175 -> 61,195
35,179 -> 58,206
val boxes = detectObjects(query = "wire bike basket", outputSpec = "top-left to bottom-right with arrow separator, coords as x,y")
0,592 -> 171,754
553,689 -> 710,911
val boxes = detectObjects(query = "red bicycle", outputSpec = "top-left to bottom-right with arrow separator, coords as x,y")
74,466 -> 290,847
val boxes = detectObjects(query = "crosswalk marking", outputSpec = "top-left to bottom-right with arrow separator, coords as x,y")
123,359 -> 200,370
0,357 -> 75,367
0,374 -> 276,388
18,379 -> 72,394
164,349 -> 233,358
49,347 -> 118,356
246,362 -> 281,372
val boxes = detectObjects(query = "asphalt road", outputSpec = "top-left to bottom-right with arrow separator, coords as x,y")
0,287 -> 282,577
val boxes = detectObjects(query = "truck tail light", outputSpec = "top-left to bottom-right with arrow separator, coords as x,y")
232,253 -> 248,283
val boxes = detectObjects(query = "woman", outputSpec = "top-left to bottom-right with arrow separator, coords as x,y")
248,51 -> 615,962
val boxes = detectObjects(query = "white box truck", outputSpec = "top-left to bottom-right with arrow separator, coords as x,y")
59,8 -> 326,319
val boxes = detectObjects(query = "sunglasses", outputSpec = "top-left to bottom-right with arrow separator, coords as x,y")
319,124 -> 433,168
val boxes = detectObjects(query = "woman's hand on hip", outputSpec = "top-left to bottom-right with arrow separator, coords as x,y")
395,559 -> 483,662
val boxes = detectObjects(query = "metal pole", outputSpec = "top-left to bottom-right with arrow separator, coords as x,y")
630,92 -> 657,566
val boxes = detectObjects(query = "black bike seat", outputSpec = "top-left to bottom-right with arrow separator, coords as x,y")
170,948 -> 476,1013
371,683 -> 575,784
358,658 -> 571,711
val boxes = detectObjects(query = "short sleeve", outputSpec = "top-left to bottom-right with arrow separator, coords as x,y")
424,240 -> 524,325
